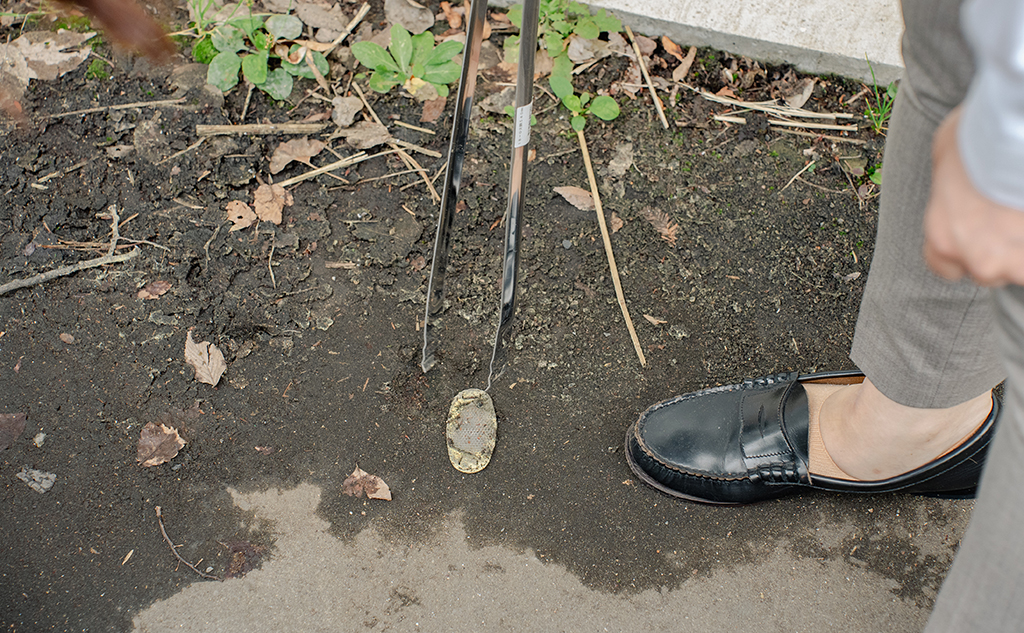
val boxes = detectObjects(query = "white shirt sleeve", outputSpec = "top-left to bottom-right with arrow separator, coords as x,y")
958,0 -> 1024,211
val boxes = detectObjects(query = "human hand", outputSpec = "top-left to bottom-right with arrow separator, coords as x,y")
923,108 -> 1024,285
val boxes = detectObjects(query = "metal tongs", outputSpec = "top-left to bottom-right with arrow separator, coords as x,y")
421,0 -> 540,389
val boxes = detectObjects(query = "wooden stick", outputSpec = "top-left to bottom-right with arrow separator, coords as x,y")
714,114 -> 857,132
156,137 -> 207,165
393,120 -> 436,135
49,98 -> 186,118
694,87 -> 856,120
323,2 -> 370,56
155,506 -> 220,581
577,128 -> 646,368
196,123 -> 329,137
392,139 -> 442,158
775,127 -> 866,145
352,83 -> 440,202
625,25 -> 669,130
276,149 -> 404,188
780,160 -> 816,192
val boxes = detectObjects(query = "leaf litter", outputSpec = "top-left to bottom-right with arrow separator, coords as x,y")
252,183 -> 293,225
269,137 -> 326,174
185,330 -> 227,386
137,422 -> 186,467
226,200 -> 257,231
640,208 -> 679,247
342,466 -> 392,500
554,186 -> 595,211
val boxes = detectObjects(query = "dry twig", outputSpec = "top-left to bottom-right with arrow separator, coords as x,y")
0,206 -> 140,296
155,506 -> 220,581
196,123 -> 328,137
577,129 -> 646,367
625,26 -> 668,130
49,98 -> 186,118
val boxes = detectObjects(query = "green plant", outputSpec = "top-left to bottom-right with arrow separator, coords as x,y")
504,0 -> 620,97
867,163 -> 883,185
560,91 -> 619,130
202,13 -> 324,100
351,24 -> 463,98
85,59 -> 110,80
864,57 -> 897,134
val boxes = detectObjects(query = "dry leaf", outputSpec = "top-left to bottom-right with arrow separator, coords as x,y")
384,0 -> 435,34
336,120 -> 392,149
137,422 -> 185,467
252,183 -> 293,225
0,412 -> 26,450
439,1 -> 461,28
635,34 -> 656,57
643,314 -> 668,325
420,96 -> 446,123
342,466 -> 392,500
610,212 -> 624,233
269,137 -> 326,174
554,186 -> 595,211
661,36 -> 684,62
226,200 -> 257,231
781,77 -> 816,109
715,86 -> 737,99
59,333 -> 75,344
185,329 -> 227,386
672,46 -> 697,82
331,96 -> 362,128
137,280 -> 172,300
641,208 -> 679,246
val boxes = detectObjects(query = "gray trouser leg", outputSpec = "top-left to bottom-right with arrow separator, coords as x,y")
924,287 -> 1024,632
849,0 -> 1004,408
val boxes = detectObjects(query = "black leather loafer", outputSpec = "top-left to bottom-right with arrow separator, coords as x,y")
624,370 -> 999,505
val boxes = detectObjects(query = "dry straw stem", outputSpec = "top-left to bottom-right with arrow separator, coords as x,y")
0,206 -> 139,296
576,129 -> 646,368
625,25 -> 669,130
714,114 -> 857,132
275,148 -> 402,187
694,87 -> 855,120
196,123 -> 329,136
323,2 -> 371,56
352,83 -> 440,202
775,128 -> 866,145
49,97 -> 186,118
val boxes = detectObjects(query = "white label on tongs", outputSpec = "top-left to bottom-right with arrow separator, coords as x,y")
513,102 -> 533,148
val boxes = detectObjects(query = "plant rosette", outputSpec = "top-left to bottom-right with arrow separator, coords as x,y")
197,13 -> 328,100
561,92 -> 619,130
504,0 -> 621,71
351,24 -> 463,99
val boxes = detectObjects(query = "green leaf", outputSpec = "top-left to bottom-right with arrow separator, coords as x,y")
567,2 -> 589,15
574,18 -> 599,40
562,94 -> 582,113
410,32 -> 434,66
211,24 -> 246,53
192,36 -> 217,64
424,40 -> 464,66
436,84 -> 449,98
281,47 -> 329,78
389,24 -> 413,73
507,4 -> 523,27
228,16 -> 265,38
207,51 -> 242,92
588,95 -> 619,121
368,70 -> 403,92
549,54 -> 574,100
591,9 -> 622,33
260,67 -> 293,100
421,61 -> 461,86
571,115 -> 585,131
266,14 -> 303,41
503,36 -> 520,64
351,42 -> 400,73
550,19 -> 571,36
543,31 -> 566,55
241,51 -> 268,84
868,164 -> 883,185
411,62 -> 426,79
250,29 -> 270,52
504,105 -> 515,117
579,92 -> 590,107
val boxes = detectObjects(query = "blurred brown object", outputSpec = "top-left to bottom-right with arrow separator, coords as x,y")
56,0 -> 175,61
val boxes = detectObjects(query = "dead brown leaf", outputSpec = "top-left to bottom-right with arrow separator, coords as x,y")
342,466 -> 392,500
672,45 -> 697,83
661,36 -> 684,62
137,280 -> 172,300
420,96 -> 446,123
185,329 -> 227,386
643,314 -> 668,325
641,208 -> 679,246
59,333 -> 75,344
439,0 -> 461,28
137,422 -> 185,467
0,412 -> 26,450
336,120 -> 392,149
226,200 -> 257,231
269,137 -> 326,174
636,34 -> 656,57
253,183 -> 293,225
610,211 -> 623,234
554,185 -> 595,211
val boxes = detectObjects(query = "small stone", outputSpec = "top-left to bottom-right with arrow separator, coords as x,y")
562,240 -> 573,249
16,467 -> 56,493
33,432 -> 45,447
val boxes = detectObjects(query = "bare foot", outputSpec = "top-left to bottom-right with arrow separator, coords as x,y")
804,379 -> 992,481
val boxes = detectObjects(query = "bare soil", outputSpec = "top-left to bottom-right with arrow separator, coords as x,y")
1,3 -> 962,632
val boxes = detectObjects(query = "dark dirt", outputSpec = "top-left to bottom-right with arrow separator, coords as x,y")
0,2 -> 965,632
